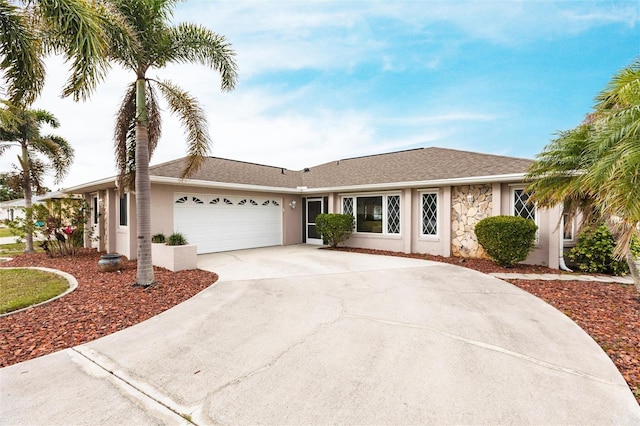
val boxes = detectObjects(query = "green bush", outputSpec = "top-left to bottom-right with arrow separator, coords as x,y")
166,232 -> 188,246
152,233 -> 166,243
12,197 -> 91,257
315,213 -> 354,247
475,215 -> 538,267
568,225 -> 629,276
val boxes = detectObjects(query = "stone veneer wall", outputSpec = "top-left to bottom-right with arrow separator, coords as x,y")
451,184 -> 492,258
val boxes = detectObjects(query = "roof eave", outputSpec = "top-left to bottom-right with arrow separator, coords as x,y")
150,176 -> 302,194
64,172 -> 528,195
304,173 -> 529,193
64,177 -> 118,193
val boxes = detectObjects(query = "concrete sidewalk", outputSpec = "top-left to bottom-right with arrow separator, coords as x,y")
1,245 -> 639,424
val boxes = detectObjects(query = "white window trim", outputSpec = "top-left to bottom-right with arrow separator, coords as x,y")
340,191 -> 401,236
419,190 -> 439,238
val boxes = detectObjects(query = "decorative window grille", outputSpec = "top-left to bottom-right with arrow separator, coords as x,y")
223,198 -> 233,205
421,193 -> 438,236
192,197 -> 203,204
513,189 -> 535,221
262,200 -> 270,205
342,197 -> 353,215
387,195 -> 400,234
272,200 -> 279,206
175,196 -> 188,204
249,199 -> 258,206
210,198 -> 220,204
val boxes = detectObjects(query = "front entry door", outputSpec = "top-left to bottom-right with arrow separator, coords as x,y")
306,198 -> 323,245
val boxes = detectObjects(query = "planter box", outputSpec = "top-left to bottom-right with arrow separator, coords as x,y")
152,243 -> 197,272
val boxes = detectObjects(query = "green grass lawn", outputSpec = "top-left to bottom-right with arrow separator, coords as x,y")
0,269 -> 69,314
0,241 -> 44,257
0,227 -> 15,238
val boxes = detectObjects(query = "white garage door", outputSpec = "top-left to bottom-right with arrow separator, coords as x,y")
173,194 -> 283,254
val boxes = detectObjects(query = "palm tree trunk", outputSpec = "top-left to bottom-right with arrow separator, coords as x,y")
21,143 -> 34,253
626,251 -> 640,297
134,78 -> 155,286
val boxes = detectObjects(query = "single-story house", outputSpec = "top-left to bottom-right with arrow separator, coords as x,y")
0,191 -> 71,222
65,147 -> 575,268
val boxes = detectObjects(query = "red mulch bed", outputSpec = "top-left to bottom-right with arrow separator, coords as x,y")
1,247 -> 638,404
0,249 -> 217,367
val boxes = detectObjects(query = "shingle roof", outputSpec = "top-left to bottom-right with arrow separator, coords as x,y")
149,157 -> 303,189
300,147 -> 533,188
149,147 -> 533,190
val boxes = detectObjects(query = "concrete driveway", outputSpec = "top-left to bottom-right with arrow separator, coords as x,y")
2,245 -> 639,425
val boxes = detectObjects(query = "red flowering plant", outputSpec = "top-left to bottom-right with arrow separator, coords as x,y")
29,196 -> 92,257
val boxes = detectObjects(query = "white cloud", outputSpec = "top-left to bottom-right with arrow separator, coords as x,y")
2,0 -> 635,192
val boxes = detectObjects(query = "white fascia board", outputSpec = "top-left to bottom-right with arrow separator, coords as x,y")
63,176 -> 117,193
150,176 -> 301,194
66,172 -> 528,195
308,173 -> 528,193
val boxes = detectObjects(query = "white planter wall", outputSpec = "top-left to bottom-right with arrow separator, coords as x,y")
152,243 -> 197,272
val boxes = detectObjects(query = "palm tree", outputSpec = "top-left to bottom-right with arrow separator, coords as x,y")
108,0 -> 237,286
0,103 -> 74,252
0,0 -> 116,105
526,57 -> 640,292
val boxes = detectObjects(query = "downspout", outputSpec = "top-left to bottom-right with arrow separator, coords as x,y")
558,211 -> 573,272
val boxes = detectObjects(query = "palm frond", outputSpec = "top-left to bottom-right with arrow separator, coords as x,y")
36,0 -> 111,101
114,83 -> 137,190
168,23 -> 238,91
155,79 -> 211,177
33,109 -> 60,128
30,135 -> 74,184
95,0 -> 141,71
146,82 -> 162,157
0,0 -> 45,105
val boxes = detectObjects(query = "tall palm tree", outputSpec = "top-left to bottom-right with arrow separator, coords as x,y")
0,103 -> 74,252
0,0 -> 115,105
526,57 -> 640,292
108,0 -> 237,286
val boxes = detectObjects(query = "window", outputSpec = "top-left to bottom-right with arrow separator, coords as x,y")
92,196 -> 99,225
513,189 -> 535,222
563,213 -> 574,241
119,194 -> 128,226
387,195 -> 400,234
342,197 -> 353,216
421,192 -> 438,236
357,196 -> 382,233
342,194 -> 400,235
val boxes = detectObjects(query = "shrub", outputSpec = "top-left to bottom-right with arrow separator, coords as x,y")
11,197 -> 92,257
475,215 -> 538,267
315,213 -> 354,247
166,232 -> 188,246
152,233 -> 166,243
568,225 -> 629,276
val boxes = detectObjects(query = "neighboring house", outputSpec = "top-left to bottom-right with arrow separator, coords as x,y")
0,191 -> 69,222
65,147 -> 570,268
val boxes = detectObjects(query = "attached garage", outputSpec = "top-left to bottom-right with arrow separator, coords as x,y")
173,194 -> 283,254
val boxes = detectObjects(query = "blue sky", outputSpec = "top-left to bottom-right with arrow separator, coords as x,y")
2,0 -> 639,188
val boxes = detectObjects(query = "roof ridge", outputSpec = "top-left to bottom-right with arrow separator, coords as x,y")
337,147 -> 424,162
150,155 -> 293,171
